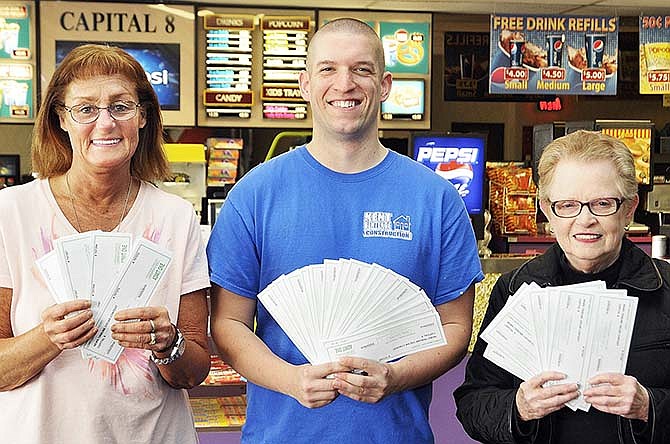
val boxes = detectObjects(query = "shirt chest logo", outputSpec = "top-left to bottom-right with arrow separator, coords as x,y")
363,211 -> 413,241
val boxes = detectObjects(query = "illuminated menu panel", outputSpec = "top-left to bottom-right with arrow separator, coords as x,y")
0,2 -> 34,121
261,16 -> 310,120
203,14 -> 254,119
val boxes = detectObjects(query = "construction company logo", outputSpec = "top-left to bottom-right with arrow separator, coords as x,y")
362,211 -> 413,240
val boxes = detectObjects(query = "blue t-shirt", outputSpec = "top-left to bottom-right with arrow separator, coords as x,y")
207,147 -> 483,443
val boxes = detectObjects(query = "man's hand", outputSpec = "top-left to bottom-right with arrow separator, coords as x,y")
332,356 -> 400,404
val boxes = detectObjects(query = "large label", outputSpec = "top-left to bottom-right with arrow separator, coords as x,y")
489,14 -> 618,95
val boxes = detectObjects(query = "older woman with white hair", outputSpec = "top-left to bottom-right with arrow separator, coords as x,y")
455,130 -> 670,444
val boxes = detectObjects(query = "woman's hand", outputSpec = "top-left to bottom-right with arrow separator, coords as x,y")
41,299 -> 97,351
584,373 -> 649,421
516,371 -> 579,421
332,356 -> 400,404
111,306 -> 175,352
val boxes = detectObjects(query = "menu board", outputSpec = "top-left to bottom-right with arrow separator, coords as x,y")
489,14 -> 619,96
261,16 -> 309,120
197,8 -> 315,128
639,15 -> 670,94
0,2 -> 35,122
203,14 -> 254,119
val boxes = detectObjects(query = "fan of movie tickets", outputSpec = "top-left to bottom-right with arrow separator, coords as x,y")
481,281 -> 637,412
257,258 -> 447,365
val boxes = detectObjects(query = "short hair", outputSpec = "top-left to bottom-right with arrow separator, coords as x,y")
32,44 -> 170,181
537,130 -> 637,201
307,18 -> 385,76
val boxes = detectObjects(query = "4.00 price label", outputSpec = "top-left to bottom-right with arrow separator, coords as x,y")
504,67 -> 529,81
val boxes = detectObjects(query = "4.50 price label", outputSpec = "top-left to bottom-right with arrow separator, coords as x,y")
504,67 -> 529,81
582,68 -> 606,82
541,67 -> 566,81
648,71 -> 670,83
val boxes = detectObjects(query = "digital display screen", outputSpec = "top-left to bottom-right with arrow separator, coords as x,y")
381,79 -> 424,120
55,41 -> 180,110
412,133 -> 486,214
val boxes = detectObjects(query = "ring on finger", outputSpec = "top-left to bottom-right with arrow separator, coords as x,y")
149,319 -> 156,333
149,332 -> 156,346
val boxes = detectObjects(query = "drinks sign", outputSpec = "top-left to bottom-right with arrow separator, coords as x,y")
489,14 -> 618,95
639,16 -> 670,94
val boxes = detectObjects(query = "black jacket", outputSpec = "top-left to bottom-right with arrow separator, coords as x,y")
454,238 -> 670,444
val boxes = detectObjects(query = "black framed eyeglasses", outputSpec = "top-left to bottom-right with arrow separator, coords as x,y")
550,197 -> 624,218
61,100 -> 141,124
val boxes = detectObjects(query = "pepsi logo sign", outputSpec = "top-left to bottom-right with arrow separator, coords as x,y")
416,146 -> 479,164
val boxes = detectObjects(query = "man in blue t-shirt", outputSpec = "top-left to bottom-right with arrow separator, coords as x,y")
207,17 -> 484,443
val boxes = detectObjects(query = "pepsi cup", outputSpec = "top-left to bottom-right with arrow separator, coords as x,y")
585,34 -> 606,68
546,35 -> 565,67
509,40 -> 524,67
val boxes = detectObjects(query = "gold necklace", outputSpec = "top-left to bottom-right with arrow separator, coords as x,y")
65,172 -> 133,232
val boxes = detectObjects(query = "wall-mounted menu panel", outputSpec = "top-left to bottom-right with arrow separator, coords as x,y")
0,2 -> 36,123
198,8 -> 315,128
319,10 -> 432,130
39,1 -> 196,126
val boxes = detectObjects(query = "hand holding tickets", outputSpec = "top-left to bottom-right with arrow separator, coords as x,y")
35,231 -> 172,364
481,281 -> 637,411
258,258 -> 447,365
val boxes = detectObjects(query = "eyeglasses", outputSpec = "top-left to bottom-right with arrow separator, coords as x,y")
61,101 -> 141,124
550,197 -> 624,218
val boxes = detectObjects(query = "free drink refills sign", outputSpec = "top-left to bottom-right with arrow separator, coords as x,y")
489,14 -> 618,95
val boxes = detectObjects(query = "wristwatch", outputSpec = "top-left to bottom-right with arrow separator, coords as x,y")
150,326 -> 185,365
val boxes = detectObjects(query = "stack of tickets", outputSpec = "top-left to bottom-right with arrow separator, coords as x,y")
481,281 -> 638,411
258,258 -> 447,365
36,231 -> 172,364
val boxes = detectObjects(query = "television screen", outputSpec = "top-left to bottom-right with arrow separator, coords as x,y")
55,41 -> 181,111
381,79 -> 424,120
595,120 -> 653,190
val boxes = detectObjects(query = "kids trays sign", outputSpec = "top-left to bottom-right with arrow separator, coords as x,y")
489,14 -> 618,95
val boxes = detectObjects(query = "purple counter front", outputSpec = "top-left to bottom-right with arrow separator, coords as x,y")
197,356 -> 477,444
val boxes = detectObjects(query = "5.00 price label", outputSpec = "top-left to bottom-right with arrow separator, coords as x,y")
504,67 -> 529,81
581,68 -> 606,82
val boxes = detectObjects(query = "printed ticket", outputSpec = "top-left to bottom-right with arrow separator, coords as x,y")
36,251 -> 69,304
54,231 -> 98,300
323,312 -> 446,364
